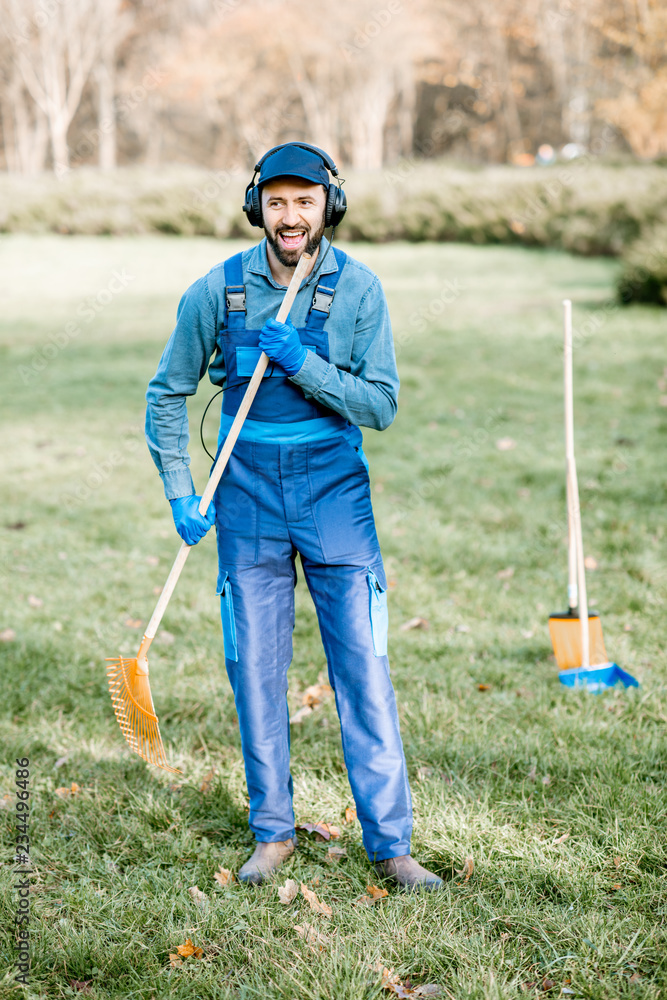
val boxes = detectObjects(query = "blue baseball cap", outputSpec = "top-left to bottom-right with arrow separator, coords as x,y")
257,145 -> 331,189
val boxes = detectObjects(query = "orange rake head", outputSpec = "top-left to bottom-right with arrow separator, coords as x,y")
106,635 -> 181,774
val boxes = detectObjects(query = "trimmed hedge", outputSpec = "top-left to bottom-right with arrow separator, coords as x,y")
1,159 -> 665,303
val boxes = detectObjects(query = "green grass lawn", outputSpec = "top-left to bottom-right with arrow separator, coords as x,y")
0,235 -> 665,999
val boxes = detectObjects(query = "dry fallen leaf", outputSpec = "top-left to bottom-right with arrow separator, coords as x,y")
497,566 -> 514,579
302,682 -> 332,707
356,884 -> 389,906
69,980 -> 93,994
27,594 -> 43,608
584,555 -> 598,570
188,885 -> 208,908
542,774 -> 551,786
277,878 -> 298,904
54,783 -> 81,799
552,833 -> 569,845
213,866 -> 235,887
297,822 -> 340,841
399,617 -> 430,632
374,962 -> 413,998
614,856 -> 621,869
0,628 -> 16,642
496,437 -> 517,451
301,883 -> 332,917
290,705 -> 314,724
124,617 -> 142,629
176,938 -> 203,959
477,683 -> 491,692
610,883 -> 623,891
146,555 -> 159,566
456,857 -> 474,882
294,922 -> 331,951
528,765 -> 537,782
344,807 -> 357,824
325,845 -> 347,863
542,978 -> 556,992
168,953 -> 182,968
199,768 -> 216,794
0,793 -> 14,809
413,987 -> 442,997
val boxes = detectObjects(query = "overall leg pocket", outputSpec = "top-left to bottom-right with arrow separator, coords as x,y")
217,571 -> 238,662
367,567 -> 388,657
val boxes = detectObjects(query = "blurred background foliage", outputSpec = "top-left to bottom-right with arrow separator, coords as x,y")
0,0 -> 665,301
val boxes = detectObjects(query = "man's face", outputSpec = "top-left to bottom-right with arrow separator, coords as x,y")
262,178 -> 327,267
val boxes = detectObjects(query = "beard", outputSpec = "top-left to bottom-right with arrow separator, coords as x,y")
265,214 -> 327,268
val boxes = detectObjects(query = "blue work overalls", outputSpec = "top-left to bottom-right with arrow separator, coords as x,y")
213,250 -> 412,862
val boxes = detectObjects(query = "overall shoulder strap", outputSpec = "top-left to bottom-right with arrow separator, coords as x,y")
305,247 -> 347,332
223,252 -> 246,330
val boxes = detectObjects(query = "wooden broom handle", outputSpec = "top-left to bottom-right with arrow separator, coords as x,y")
564,299 -> 590,669
143,252 -> 312,642
564,300 -> 577,613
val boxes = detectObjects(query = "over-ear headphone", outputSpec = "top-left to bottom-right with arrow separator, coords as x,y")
243,142 -> 347,229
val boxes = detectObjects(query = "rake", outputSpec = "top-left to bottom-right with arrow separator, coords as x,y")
106,252 -> 312,772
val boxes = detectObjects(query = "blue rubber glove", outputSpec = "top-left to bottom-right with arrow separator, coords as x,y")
169,495 -> 216,546
258,317 -> 307,377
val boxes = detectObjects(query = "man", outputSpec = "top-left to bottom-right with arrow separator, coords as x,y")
145,142 -> 442,890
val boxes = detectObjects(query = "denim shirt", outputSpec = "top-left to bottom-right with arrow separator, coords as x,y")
145,237 -> 399,499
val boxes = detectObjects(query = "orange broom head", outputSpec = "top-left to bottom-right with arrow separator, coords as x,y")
106,639 -> 181,774
548,612 -> 608,670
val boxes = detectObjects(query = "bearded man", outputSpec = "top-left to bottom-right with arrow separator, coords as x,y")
145,143 -> 442,890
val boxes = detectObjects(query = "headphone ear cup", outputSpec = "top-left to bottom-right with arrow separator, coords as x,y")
250,185 -> 262,227
324,184 -> 337,228
327,185 -> 347,228
243,183 -> 263,227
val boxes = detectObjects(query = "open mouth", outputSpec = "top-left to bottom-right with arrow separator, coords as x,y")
277,229 -> 306,250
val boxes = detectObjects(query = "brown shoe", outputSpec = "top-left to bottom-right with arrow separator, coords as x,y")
238,837 -> 297,885
375,854 -> 444,891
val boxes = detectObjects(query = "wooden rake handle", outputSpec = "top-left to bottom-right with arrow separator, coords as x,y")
143,252 -> 312,643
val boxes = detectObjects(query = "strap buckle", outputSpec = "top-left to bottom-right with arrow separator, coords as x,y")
225,285 -> 246,312
311,284 -> 336,314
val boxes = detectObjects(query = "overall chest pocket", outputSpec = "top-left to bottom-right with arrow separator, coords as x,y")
235,344 -> 317,378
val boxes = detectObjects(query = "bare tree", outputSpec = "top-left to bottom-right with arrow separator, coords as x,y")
0,27 -> 48,173
4,0 -> 109,174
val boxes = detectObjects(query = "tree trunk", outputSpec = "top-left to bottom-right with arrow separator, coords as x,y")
9,80 -> 48,174
96,56 -> 117,170
347,73 -> 393,169
49,114 -> 70,175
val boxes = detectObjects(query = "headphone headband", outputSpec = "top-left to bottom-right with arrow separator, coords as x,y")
253,142 -> 339,178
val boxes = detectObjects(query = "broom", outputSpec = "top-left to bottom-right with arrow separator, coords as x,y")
548,299 -> 608,670
106,252 -> 312,772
